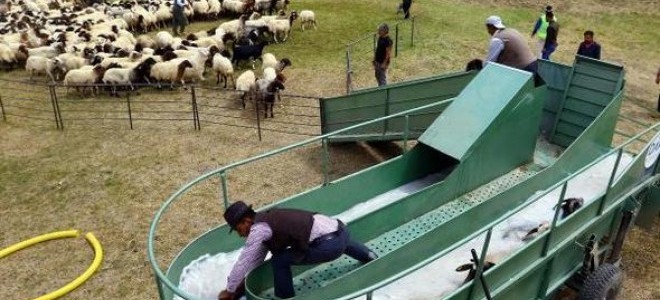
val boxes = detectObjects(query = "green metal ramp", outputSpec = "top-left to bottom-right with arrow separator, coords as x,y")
245,64 -> 546,299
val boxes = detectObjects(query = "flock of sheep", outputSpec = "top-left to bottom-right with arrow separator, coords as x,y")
0,0 -> 318,115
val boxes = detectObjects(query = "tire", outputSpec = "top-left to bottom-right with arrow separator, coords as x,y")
580,263 -> 623,300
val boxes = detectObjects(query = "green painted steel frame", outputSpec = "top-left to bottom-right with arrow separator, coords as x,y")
147,98 -> 459,300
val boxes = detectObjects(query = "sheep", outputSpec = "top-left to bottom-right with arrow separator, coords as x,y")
207,0 -> 221,19
101,57 -> 157,96
150,59 -> 195,88
262,67 -> 276,81
210,50 -> 234,88
266,10 -> 297,42
25,56 -> 66,81
167,48 -> 210,82
191,0 -> 210,21
299,10 -> 317,31
261,53 -> 291,73
253,73 -> 285,118
63,64 -> 107,96
232,41 -> 267,69
235,70 -> 256,108
217,14 -> 247,38
57,52 -> 90,71
455,259 -> 496,283
0,43 -> 17,66
560,197 -> 584,219
27,42 -> 66,58
155,31 -> 174,48
521,222 -> 550,241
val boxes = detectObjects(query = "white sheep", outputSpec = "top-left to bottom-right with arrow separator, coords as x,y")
266,11 -> 298,43
207,0 -> 221,18
261,53 -> 292,73
25,56 -> 66,82
235,70 -> 256,108
102,67 -> 138,96
192,0 -> 210,20
57,53 -> 90,71
0,43 -> 17,65
63,65 -> 106,95
27,43 -> 66,59
299,10 -> 317,31
211,52 -> 234,88
262,67 -> 276,81
150,59 -> 195,88
155,31 -> 174,48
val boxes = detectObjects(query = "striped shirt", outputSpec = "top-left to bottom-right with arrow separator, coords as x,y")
226,214 -> 339,292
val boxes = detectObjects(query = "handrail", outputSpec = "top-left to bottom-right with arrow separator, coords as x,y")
147,97 -> 456,300
148,103 -> 660,299
338,122 -> 660,299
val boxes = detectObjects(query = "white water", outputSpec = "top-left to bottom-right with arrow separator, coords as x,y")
176,152 -> 632,300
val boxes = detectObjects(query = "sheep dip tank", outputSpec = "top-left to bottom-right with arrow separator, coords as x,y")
149,58 -> 660,300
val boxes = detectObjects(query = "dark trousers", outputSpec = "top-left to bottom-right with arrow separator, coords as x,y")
402,0 -> 412,19
542,43 -> 557,60
270,227 -> 372,298
374,64 -> 387,86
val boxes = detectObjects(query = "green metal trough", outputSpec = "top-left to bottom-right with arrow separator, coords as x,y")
148,59 -> 659,300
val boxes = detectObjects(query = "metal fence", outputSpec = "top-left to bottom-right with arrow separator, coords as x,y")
345,17 -> 416,94
0,79 -> 322,140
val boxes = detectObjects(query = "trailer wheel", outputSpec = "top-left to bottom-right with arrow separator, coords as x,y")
580,263 -> 623,300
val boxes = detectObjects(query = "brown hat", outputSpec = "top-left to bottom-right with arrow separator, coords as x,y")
223,201 -> 253,232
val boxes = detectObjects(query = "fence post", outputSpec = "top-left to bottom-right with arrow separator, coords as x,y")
321,138 -> 330,185
346,47 -> 352,95
190,86 -> 200,130
0,94 -> 6,122
255,98 -> 262,141
48,85 -> 61,130
411,17 -> 415,47
126,92 -> 134,130
468,229 -> 493,300
600,148 -> 623,215
52,85 -> 64,129
395,23 -> 399,57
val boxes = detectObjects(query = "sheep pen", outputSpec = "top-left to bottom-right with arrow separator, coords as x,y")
1,1 -> 659,300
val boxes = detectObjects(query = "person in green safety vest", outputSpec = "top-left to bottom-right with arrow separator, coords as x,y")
531,5 -> 556,59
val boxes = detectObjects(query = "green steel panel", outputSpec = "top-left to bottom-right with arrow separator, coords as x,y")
571,73 -> 618,93
321,71 -> 476,141
573,62 -> 623,82
538,60 -> 573,136
559,110 -> 596,128
562,98 -> 604,118
550,56 -> 624,147
419,64 -> 534,160
566,86 -> 612,106
556,121 -> 584,138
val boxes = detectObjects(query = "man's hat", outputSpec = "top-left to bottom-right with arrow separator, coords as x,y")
485,15 -> 505,29
223,201 -> 252,232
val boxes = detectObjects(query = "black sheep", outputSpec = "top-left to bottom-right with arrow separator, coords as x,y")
232,41 -> 267,69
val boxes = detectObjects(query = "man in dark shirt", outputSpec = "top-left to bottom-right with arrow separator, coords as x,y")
401,0 -> 412,19
541,12 -> 558,60
373,23 -> 393,86
577,30 -> 601,60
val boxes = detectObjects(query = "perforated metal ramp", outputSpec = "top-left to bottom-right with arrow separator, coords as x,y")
258,154 -> 546,298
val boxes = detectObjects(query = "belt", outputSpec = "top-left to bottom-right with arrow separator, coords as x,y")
310,221 -> 345,246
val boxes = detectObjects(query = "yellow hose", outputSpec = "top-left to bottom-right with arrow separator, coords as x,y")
33,232 -> 104,300
0,230 -> 103,300
0,230 -> 80,259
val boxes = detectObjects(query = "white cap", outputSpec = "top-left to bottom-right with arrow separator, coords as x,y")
485,15 -> 506,29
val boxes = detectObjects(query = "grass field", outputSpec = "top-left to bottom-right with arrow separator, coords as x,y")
1,0 -> 659,299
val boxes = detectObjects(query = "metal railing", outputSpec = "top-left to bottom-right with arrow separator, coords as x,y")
147,97 -> 455,300
345,17 -> 416,94
147,103 -> 660,299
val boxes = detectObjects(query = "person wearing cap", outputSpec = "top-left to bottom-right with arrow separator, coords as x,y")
485,16 -> 539,82
373,23 -> 393,86
541,11 -> 559,60
218,201 -> 377,300
531,5 -> 557,59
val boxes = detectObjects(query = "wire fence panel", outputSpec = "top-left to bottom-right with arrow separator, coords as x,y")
0,80 -> 58,128
0,79 -> 322,139
346,17 -> 417,93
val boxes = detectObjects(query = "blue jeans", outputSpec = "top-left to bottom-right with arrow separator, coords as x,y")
270,226 -> 372,298
542,44 -> 557,60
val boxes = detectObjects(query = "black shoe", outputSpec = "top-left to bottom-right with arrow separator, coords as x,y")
364,250 -> 379,263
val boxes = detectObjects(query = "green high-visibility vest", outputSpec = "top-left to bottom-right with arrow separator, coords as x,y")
536,15 -> 557,40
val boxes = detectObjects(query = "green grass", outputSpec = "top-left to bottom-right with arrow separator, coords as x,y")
1,1 -> 659,299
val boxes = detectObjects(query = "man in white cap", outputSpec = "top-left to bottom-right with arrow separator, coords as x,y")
484,15 -> 539,83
